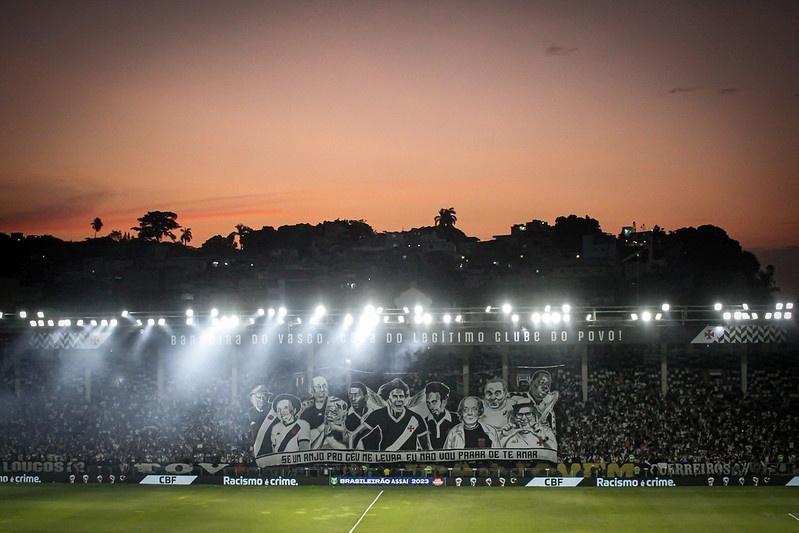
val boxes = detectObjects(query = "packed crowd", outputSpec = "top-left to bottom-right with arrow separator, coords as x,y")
1,356 -> 796,468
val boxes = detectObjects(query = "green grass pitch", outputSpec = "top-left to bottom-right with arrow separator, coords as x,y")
1,485 -> 797,532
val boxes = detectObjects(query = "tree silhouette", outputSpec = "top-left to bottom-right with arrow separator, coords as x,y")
180,227 -> 193,246
232,223 -> 253,250
434,208 -> 457,228
90,217 -> 103,239
132,211 -> 181,242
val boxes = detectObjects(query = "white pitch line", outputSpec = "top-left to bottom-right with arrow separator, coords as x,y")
348,490 -> 384,533
789,513 -> 799,521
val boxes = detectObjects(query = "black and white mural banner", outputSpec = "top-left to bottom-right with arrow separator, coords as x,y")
251,371 -> 561,467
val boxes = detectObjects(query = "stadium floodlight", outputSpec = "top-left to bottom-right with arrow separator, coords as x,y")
776,302 -> 784,310
343,313 -> 354,328
455,314 -> 463,323
29,320 -> 37,327
785,312 -> 793,320
413,314 -> 423,324
742,303 -> 749,311
210,308 -> 219,317
157,318 -> 166,326
713,303 -> 723,311
257,308 -> 265,316
485,305 -> 492,313
403,306 -> 410,314
186,317 -> 194,326
77,319 -> 85,327
278,307 -> 288,318
38,320 -> 45,327
542,312 -> 552,324
414,304 -> 423,315
90,319 -> 98,326
314,305 -> 326,319
47,319 -> 54,327
661,303 -> 670,312
562,304 -> 571,313
423,313 -> 433,326
733,311 -> 742,321
100,319 -> 108,327
774,311 -> 783,320
642,311 -> 652,322
267,308 -> 276,318
146,318 -> 155,326
511,313 -> 519,324
502,303 -> 512,315
751,312 -> 759,319
531,312 -> 541,324
544,305 -> 552,313
655,313 -> 662,321
0,312 -> 3,319
722,312 -> 732,321
397,315 -> 405,324
121,310 -> 129,318
443,314 -> 452,324
37,311 -> 44,318
383,315 -> 390,324
109,319 -> 117,327
552,312 -> 561,324
741,312 -> 750,320
765,312 -> 772,320
345,358 -> 351,365
586,313 -> 593,321
376,307 -> 384,314
630,313 -> 639,321
249,318 -> 255,325
19,311 -> 27,319
186,309 -> 194,317
786,302 -> 794,310
563,314 -> 571,323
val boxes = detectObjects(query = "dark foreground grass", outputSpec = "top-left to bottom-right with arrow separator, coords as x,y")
0,485 -> 797,532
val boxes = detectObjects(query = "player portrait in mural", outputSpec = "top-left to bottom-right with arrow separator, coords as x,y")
252,366 -> 561,466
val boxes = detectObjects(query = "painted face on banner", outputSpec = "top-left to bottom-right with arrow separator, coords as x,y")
276,399 -> 297,425
326,401 -> 346,425
514,406 -> 535,429
349,387 -> 365,410
312,377 -> 328,402
426,392 -> 444,416
388,388 -> 406,413
250,392 -> 267,411
461,397 -> 481,427
530,373 -> 551,401
484,381 -> 507,409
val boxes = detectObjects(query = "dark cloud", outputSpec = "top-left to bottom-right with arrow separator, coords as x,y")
668,87 -> 699,94
545,44 -> 578,56
718,87 -> 740,95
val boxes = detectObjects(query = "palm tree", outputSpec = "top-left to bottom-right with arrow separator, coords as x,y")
180,227 -> 193,246
434,208 -> 457,228
91,217 -> 103,238
233,223 -> 253,250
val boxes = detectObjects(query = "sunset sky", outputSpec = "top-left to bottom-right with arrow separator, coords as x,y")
1,1 -> 798,249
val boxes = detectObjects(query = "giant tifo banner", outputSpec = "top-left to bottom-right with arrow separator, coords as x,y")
250,372 -> 560,467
